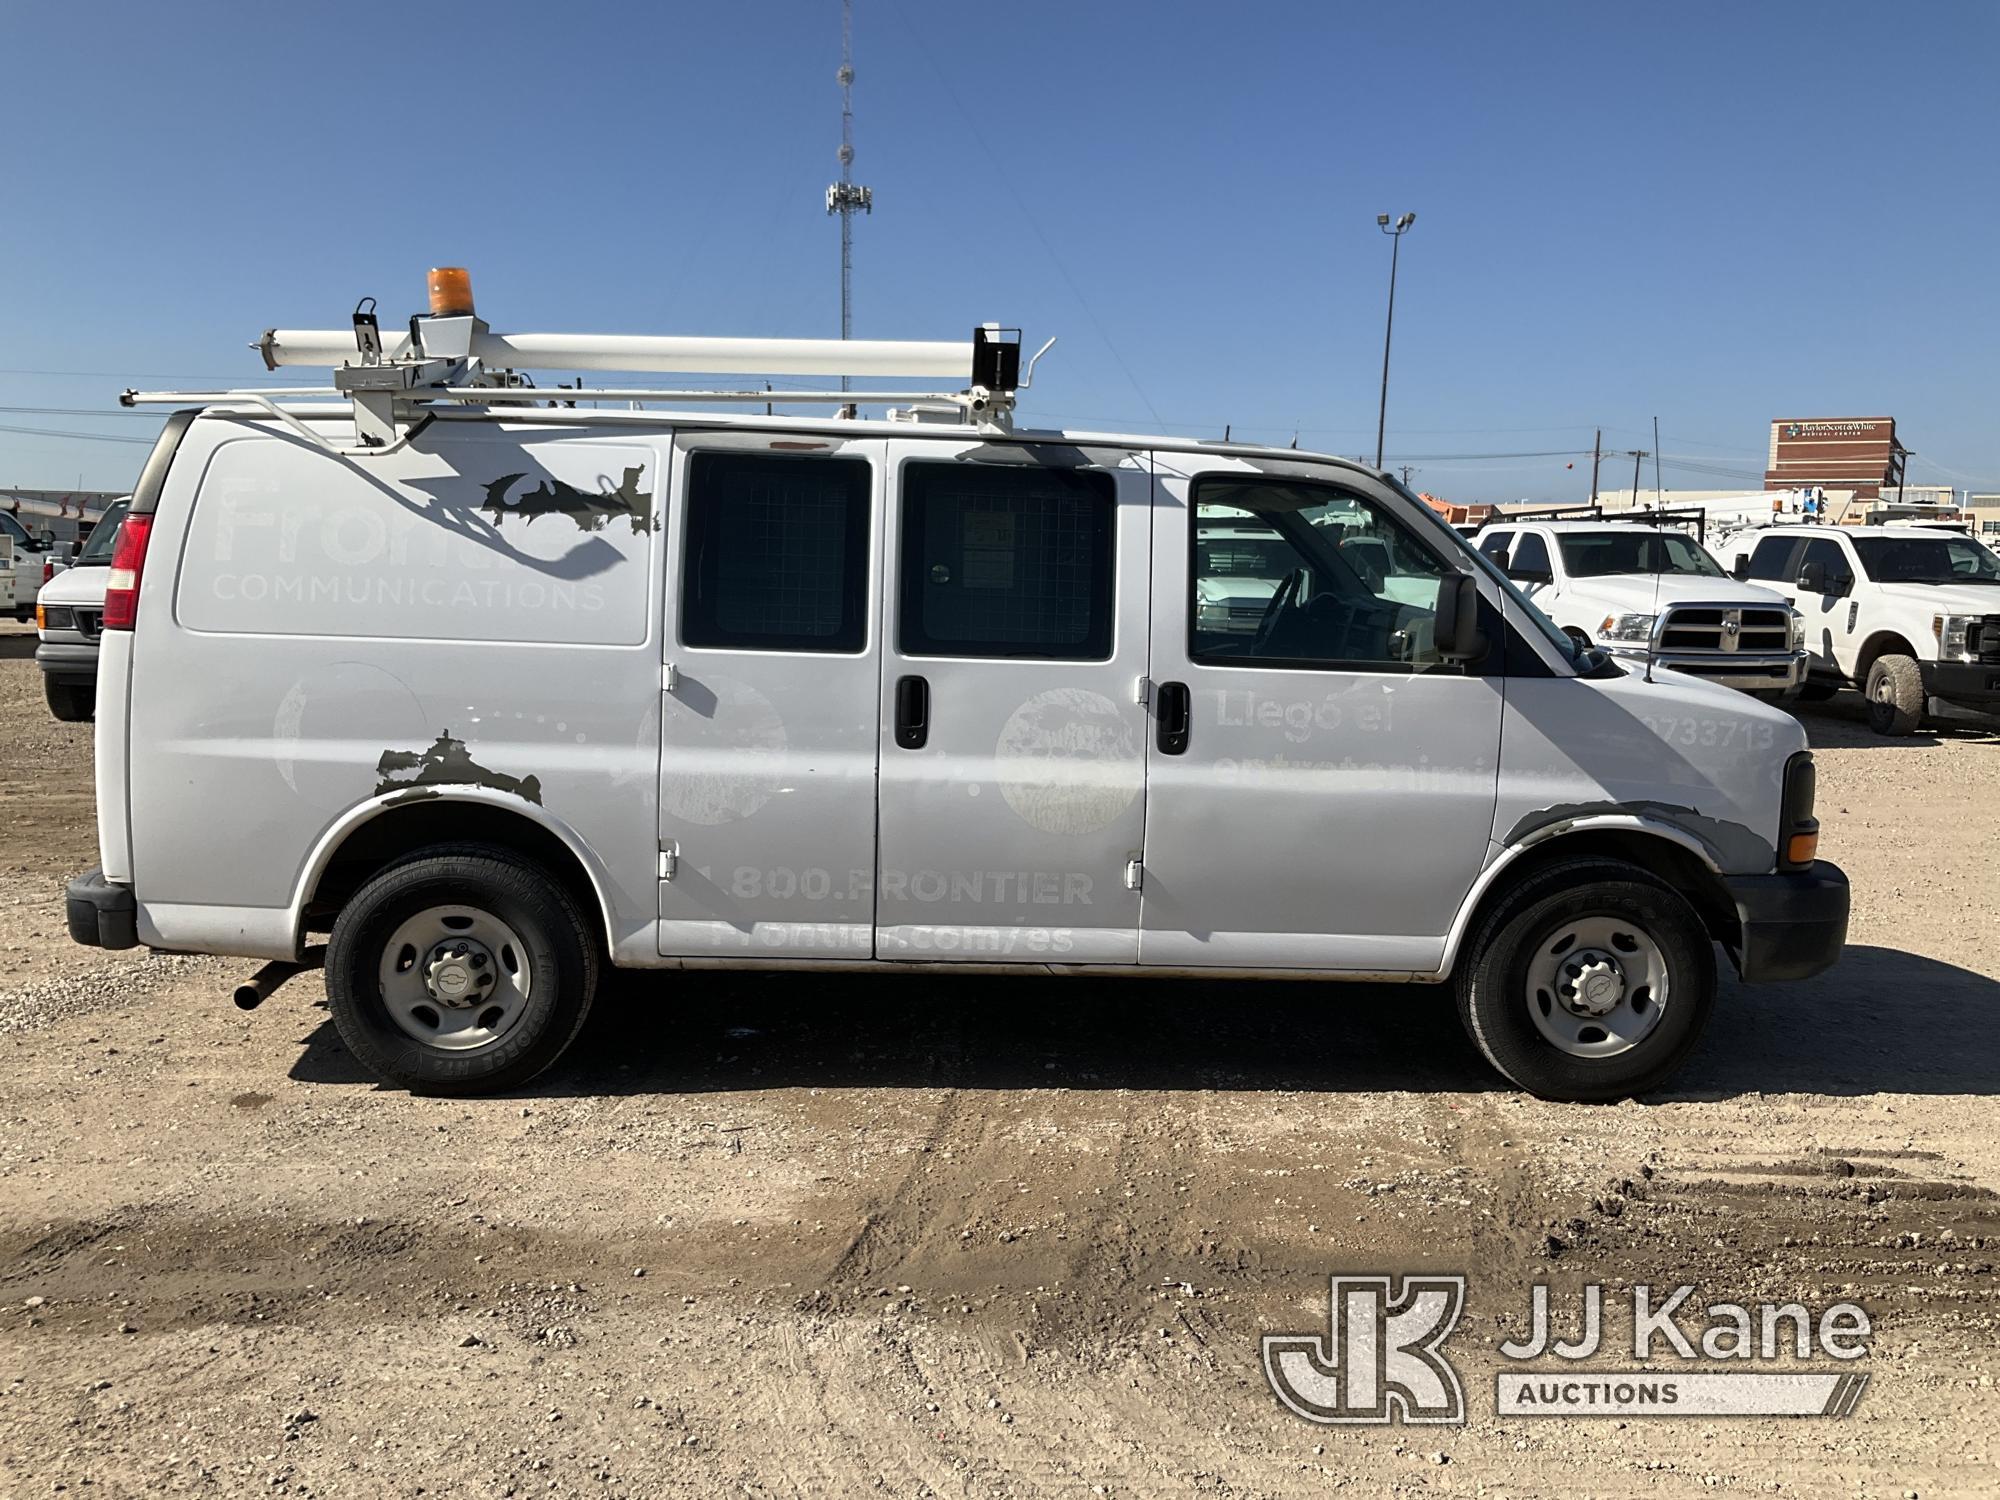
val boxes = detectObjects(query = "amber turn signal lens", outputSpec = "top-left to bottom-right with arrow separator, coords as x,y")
427,266 -> 475,318
1786,831 -> 1819,866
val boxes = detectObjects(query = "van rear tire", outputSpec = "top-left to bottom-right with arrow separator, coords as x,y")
1456,859 -> 1715,1102
325,844 -> 599,1095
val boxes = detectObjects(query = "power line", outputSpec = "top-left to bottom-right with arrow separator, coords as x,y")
0,422 -> 156,445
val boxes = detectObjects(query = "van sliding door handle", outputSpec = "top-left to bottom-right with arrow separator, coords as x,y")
894,674 -> 930,749
1156,680 -> 1191,755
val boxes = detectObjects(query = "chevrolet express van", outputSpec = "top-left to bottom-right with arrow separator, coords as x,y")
65,283 -> 1848,1101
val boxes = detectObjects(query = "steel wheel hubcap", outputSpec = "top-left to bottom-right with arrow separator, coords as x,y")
379,905 -> 531,1051
1524,915 -> 1669,1058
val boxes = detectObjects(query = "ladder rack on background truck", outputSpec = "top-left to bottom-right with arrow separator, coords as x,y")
1501,503 -> 1710,543
120,267 -> 1055,456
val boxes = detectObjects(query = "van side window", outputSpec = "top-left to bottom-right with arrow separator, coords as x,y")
681,452 -> 872,653
1190,479 -> 1456,672
898,461 -> 1116,660
1747,536 -> 1800,581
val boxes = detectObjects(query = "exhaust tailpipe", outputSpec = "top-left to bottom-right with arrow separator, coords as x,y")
232,946 -> 326,1011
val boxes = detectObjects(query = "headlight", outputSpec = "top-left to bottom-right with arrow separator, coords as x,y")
1789,608 -> 1805,650
1197,602 -> 1230,623
1932,614 -> 1977,662
39,605 -> 75,632
1597,612 -> 1657,644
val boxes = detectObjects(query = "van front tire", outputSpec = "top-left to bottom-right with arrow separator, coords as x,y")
325,845 -> 599,1095
45,677 -> 94,722
1456,860 -> 1715,1102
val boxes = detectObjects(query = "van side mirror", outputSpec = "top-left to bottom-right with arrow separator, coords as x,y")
1797,560 -> 1828,594
1436,574 -> 1488,663
1730,555 -> 1751,581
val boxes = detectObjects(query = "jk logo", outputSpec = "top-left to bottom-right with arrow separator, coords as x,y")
1263,1275 -> 1467,1425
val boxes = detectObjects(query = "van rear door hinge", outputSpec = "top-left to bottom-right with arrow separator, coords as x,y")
659,844 -> 679,881
1134,675 -> 1151,706
662,662 -> 679,693
1124,857 -> 1143,892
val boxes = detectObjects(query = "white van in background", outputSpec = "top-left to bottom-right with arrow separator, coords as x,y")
65,273 -> 1849,1103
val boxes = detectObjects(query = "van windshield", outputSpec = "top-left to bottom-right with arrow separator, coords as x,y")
1385,478 -> 1580,666
75,499 -> 130,566
1559,531 -> 1722,578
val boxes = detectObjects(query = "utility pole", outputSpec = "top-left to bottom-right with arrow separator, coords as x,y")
1590,428 -> 1602,503
1625,450 -> 1649,510
825,0 -> 873,392
1399,464 -> 1415,487
1373,212 -> 1416,469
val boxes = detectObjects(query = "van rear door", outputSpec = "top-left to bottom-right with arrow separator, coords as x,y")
657,438 -> 884,958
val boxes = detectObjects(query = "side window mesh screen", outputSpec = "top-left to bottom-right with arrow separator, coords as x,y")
682,452 -> 870,652
900,463 -> 1115,659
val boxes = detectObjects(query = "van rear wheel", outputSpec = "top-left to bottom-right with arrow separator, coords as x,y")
1456,859 -> 1715,1101
326,845 -> 598,1095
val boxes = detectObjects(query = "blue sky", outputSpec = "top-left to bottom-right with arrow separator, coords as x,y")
2,1 -> 1994,501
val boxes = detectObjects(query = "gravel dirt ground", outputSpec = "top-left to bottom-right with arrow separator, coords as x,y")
2,626 -> 1996,1498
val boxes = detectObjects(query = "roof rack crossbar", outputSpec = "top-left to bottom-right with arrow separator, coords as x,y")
255,327 -> 973,381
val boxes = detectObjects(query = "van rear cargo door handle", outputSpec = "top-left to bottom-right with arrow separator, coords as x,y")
1156,680 -> 1191,755
894,674 -> 930,750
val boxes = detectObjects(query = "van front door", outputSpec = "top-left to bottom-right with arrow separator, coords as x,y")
657,438 -> 882,959
1140,459 -> 1503,972
874,440 -> 1153,963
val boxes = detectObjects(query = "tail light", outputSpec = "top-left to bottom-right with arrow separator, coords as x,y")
41,558 -> 55,585
102,513 -> 154,631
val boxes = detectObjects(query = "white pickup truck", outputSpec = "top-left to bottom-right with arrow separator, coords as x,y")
1720,523 -> 2000,734
1471,519 -> 1806,695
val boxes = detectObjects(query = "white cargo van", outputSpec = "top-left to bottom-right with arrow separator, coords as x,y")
67,275 -> 1848,1101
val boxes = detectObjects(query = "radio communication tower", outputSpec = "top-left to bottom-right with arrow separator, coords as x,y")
825,0 -> 873,391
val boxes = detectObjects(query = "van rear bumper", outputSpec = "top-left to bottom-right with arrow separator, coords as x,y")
66,867 -> 139,950
1722,860 -> 1849,982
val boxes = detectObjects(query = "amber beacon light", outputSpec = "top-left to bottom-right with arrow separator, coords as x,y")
427,266 -> 476,318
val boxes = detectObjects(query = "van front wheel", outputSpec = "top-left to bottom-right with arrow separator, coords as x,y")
1456,860 -> 1715,1101
326,845 -> 599,1095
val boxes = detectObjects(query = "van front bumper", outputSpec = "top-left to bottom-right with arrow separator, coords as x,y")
35,638 -> 99,686
66,867 -> 138,950
1722,860 -> 1848,982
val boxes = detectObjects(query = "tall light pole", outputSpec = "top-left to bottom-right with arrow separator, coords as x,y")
1373,211 -> 1416,470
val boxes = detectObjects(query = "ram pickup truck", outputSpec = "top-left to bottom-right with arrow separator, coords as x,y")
1722,523 -> 2000,734
1471,519 -> 1805,695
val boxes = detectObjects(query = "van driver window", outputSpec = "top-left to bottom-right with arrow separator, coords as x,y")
1189,479 -> 1456,671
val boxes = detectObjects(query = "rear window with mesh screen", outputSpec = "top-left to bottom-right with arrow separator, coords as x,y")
898,461 -> 1115,659
681,452 -> 871,652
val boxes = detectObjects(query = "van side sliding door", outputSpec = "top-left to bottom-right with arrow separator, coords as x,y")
656,437 -> 885,959
874,439 -> 1153,964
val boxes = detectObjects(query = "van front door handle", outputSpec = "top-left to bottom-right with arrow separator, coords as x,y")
1156,680 -> 1191,755
894,674 -> 930,750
